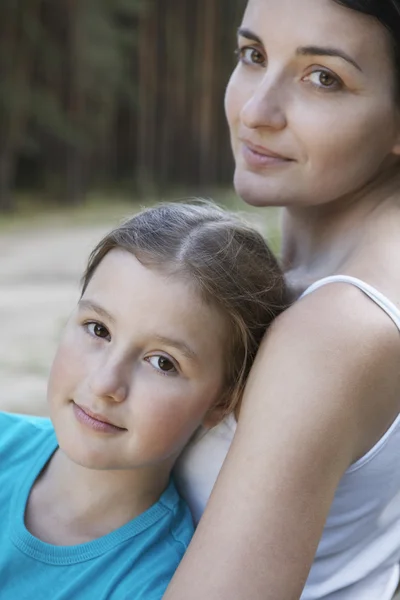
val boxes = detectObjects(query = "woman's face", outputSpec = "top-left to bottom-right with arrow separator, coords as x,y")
225,0 -> 400,208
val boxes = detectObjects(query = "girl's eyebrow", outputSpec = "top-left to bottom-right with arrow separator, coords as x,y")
296,46 -> 362,72
78,299 -> 115,324
78,299 -> 198,360
237,27 -> 263,45
153,335 -> 198,361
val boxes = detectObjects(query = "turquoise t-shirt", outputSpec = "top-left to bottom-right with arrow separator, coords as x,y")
0,412 -> 193,599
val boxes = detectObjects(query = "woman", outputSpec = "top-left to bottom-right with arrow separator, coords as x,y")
166,1 -> 400,599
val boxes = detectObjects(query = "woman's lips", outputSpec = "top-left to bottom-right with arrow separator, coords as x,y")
72,402 -> 126,434
241,141 -> 294,169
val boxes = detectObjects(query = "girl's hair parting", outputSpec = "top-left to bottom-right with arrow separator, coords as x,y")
81,201 -> 288,419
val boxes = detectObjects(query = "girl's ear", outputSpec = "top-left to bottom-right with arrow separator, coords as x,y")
392,138 -> 400,156
392,115 -> 400,156
202,388 -> 241,428
202,404 -> 227,430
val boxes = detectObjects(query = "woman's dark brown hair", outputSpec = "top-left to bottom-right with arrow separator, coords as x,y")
334,1 -> 400,90
81,201 -> 287,418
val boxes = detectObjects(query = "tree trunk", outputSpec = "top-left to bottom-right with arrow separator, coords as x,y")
0,149 -> 16,213
63,0 -> 86,205
0,0 -> 43,212
64,145 -> 85,206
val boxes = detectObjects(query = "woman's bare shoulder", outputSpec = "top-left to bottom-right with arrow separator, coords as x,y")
246,280 -> 400,459
164,282 -> 400,600
271,279 -> 399,352
164,283 -> 400,600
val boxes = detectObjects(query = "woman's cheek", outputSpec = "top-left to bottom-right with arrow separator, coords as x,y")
225,70 -> 249,135
293,94 -> 396,185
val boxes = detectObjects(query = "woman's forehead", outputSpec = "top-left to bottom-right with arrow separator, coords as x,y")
242,0 -> 392,65
243,0 -> 387,50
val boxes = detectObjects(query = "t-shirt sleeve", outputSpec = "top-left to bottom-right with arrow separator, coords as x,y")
0,412 -> 53,469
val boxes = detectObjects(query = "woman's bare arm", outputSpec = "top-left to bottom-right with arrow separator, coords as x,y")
164,284 -> 400,600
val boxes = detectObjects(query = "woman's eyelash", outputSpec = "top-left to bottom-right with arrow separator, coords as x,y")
235,46 -> 265,66
303,69 -> 343,91
235,45 -> 344,92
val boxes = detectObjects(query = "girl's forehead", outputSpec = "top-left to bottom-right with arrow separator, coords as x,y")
82,249 -> 229,356
86,249 -> 200,310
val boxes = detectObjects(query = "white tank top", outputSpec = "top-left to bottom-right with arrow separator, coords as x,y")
175,276 -> 400,600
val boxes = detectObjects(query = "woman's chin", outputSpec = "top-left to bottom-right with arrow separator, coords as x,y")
234,170 -> 283,207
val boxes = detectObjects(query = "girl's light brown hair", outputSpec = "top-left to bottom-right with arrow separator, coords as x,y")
81,201 -> 287,419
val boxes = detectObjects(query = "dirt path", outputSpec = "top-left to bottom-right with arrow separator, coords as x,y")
0,223 -> 111,415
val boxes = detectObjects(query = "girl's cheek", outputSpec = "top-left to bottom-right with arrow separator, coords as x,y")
48,337 -> 88,395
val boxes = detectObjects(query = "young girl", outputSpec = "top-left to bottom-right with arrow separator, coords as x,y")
166,2 -> 400,600
0,201 -> 285,599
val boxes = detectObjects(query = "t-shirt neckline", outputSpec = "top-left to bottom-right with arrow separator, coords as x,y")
9,425 -> 178,565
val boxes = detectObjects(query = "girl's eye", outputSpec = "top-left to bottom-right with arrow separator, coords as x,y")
236,46 -> 265,67
303,70 -> 342,90
147,355 -> 177,375
86,322 -> 111,341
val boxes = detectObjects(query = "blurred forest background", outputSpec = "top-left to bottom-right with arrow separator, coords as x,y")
0,0 -> 247,214
0,0 -> 283,415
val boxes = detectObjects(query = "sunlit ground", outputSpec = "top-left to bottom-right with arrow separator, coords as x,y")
0,191 -> 280,416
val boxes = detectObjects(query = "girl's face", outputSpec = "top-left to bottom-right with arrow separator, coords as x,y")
48,249 -> 227,471
225,0 -> 400,208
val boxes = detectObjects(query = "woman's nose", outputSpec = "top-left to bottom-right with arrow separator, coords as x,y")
240,75 -> 287,131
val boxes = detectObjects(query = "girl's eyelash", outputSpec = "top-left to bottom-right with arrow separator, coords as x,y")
145,355 -> 180,377
83,320 -> 111,340
81,319 -> 180,374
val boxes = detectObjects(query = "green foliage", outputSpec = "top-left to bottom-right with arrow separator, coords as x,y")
0,0 -> 247,212
32,0 -> 143,147
0,0 -> 146,209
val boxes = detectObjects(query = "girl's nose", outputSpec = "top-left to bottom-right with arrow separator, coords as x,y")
240,76 -> 287,131
88,358 -> 130,403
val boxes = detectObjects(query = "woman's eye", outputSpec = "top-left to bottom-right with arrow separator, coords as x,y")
304,70 -> 342,90
147,355 -> 177,375
236,46 -> 265,67
86,322 -> 111,340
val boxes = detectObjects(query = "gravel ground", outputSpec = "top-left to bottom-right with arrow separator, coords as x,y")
0,223 -> 111,415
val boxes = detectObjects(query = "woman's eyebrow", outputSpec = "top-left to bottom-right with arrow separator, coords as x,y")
237,30 -> 362,73
237,27 -> 263,45
296,46 -> 362,72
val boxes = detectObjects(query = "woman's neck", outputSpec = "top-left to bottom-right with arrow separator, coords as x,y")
25,448 -> 172,545
281,167 -> 400,295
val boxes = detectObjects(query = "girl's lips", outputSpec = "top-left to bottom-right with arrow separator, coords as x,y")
72,402 -> 126,434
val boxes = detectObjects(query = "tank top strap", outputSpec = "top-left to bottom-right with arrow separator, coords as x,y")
301,275 -> 400,332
